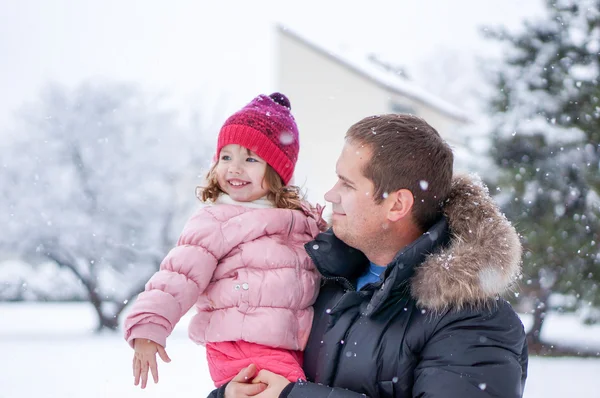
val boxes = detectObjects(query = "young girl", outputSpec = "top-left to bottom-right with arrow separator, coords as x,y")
124,92 -> 326,389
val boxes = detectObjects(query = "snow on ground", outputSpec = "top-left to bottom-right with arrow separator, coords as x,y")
520,312 -> 600,354
0,303 -> 599,398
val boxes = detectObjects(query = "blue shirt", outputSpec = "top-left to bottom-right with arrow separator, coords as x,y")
356,262 -> 386,290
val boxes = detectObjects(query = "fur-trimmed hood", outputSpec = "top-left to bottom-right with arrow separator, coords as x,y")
306,174 -> 523,313
411,174 -> 522,311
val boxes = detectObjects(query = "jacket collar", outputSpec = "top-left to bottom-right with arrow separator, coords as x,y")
306,217 -> 449,316
212,194 -> 274,209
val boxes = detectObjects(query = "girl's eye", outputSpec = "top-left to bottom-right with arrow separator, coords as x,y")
246,157 -> 258,163
220,155 -> 231,161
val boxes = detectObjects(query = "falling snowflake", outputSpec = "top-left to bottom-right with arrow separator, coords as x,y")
279,131 -> 294,145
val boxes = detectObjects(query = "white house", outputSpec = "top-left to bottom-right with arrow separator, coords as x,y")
275,25 -> 471,204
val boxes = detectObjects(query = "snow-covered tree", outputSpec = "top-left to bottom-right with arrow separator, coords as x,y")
0,81 -> 208,330
486,0 -> 600,351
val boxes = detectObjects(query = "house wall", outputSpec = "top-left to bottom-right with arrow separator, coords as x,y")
276,29 -> 469,205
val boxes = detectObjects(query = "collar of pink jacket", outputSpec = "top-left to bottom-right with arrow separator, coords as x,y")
212,194 -> 275,209
211,193 -> 327,233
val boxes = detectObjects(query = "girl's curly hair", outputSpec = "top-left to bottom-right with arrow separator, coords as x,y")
196,162 -> 305,211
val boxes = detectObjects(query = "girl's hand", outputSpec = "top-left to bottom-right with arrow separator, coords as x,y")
132,338 -> 171,389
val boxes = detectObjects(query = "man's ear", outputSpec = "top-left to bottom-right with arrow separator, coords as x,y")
387,189 -> 414,222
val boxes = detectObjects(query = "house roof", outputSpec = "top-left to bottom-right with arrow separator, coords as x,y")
277,25 -> 470,123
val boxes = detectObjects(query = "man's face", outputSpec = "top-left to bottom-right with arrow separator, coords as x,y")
324,140 -> 388,253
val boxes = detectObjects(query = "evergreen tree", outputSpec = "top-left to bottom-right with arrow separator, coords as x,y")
486,0 -> 600,351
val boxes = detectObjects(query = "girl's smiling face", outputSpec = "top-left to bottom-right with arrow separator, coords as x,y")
215,144 -> 270,202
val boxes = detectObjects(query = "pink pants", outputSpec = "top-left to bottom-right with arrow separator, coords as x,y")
206,341 -> 305,387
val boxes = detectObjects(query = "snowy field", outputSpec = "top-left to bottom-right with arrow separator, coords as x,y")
1,303 -> 599,398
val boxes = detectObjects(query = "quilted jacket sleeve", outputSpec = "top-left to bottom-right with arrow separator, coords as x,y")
124,207 -> 229,348
412,304 -> 528,398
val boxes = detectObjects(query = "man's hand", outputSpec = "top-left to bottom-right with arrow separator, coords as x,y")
132,338 -> 171,389
251,370 -> 292,398
224,364 -> 268,398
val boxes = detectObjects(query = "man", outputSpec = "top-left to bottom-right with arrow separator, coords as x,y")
216,114 -> 528,397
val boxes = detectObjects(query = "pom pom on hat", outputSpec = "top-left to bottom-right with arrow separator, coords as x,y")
269,92 -> 291,110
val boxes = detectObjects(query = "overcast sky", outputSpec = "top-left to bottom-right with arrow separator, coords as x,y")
0,0 -> 545,132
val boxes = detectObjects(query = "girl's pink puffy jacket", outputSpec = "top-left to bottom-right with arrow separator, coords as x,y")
124,200 -> 324,351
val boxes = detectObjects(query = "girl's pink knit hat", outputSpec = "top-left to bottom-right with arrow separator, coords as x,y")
216,92 -> 299,185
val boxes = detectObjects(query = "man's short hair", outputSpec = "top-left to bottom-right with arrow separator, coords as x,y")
346,114 -> 454,231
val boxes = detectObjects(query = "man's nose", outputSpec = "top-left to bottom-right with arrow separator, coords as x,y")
324,187 -> 340,204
